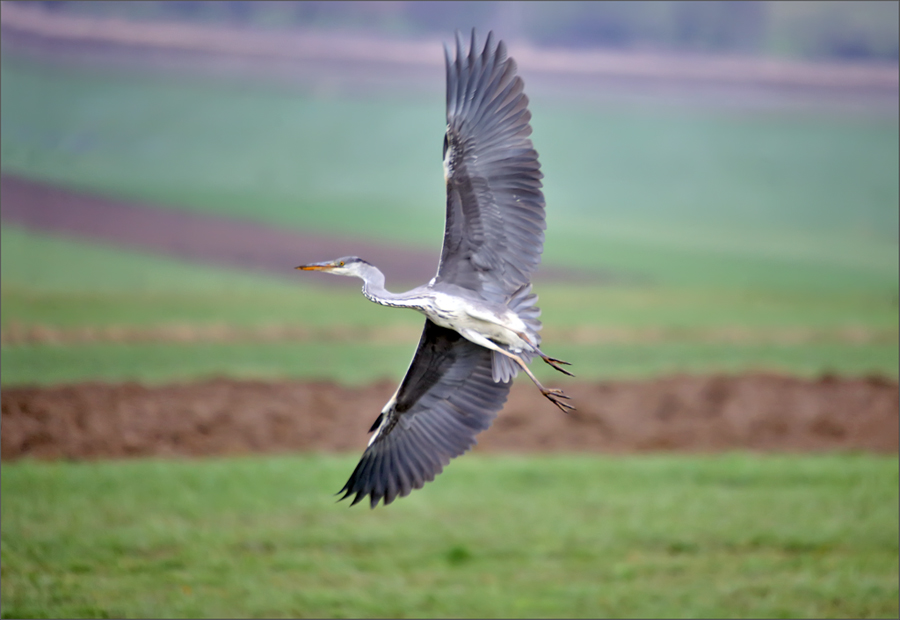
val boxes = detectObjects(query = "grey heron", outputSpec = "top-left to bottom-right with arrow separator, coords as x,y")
297,29 -> 573,508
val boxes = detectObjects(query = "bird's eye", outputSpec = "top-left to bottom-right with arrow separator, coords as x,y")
339,261 -> 345,266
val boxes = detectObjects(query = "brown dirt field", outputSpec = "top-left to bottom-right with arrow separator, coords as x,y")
2,374 -> 897,461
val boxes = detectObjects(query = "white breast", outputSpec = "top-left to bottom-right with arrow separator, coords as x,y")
422,293 -> 528,350
425,292 -> 470,328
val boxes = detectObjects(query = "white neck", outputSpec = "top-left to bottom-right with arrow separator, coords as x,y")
353,263 -> 425,310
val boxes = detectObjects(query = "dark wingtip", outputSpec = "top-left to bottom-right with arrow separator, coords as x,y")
368,412 -> 384,433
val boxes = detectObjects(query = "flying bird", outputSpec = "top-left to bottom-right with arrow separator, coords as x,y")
297,29 -> 573,508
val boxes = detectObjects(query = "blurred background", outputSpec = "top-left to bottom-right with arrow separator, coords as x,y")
1,1 -> 898,618
2,0 -> 897,383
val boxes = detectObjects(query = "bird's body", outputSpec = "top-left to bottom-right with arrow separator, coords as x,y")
405,289 -> 526,349
365,275 -> 534,357
297,30 -> 573,508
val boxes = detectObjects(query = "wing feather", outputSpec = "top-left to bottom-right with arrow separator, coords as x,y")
338,319 -> 511,507
435,29 -> 546,302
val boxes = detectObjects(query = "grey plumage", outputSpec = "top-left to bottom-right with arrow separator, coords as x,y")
297,30 -> 573,509
339,320 -> 507,507
438,30 -> 546,303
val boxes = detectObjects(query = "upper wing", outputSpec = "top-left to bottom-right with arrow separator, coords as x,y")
435,29 -> 546,303
338,319 -> 512,508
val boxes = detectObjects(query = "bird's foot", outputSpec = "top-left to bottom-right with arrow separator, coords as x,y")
541,387 -> 575,413
541,354 -> 575,377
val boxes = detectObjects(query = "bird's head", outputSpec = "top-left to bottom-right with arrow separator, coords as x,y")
295,256 -> 371,278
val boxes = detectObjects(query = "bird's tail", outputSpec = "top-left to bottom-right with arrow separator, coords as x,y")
491,284 -> 542,383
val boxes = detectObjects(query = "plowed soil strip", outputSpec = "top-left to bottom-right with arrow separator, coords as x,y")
3,374 -> 896,460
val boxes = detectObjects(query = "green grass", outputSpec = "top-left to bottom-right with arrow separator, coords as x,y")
2,453 -> 897,618
3,227 -> 897,385
4,228 -> 896,333
0,227 -> 391,327
0,341 -> 417,387
5,339 -> 897,387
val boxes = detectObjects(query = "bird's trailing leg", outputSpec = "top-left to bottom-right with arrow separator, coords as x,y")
463,330 -> 574,413
513,330 -> 575,378
539,353 -> 574,377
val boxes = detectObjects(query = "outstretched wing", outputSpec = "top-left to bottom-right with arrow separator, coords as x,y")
338,319 -> 512,508
435,29 -> 546,303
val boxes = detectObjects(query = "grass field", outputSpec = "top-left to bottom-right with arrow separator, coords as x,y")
2,453 -> 898,618
3,226 -> 897,385
1,43 -> 898,620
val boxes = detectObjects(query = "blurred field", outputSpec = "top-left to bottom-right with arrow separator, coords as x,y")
2,54 -> 898,291
3,453 -> 898,618
2,226 -> 897,385
1,21 -> 898,620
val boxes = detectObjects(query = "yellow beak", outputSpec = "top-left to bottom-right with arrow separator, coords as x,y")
295,261 -> 335,271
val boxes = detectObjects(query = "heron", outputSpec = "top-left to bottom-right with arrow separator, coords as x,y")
297,29 -> 573,508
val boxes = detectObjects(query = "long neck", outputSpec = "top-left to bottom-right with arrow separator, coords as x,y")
357,264 -> 424,310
